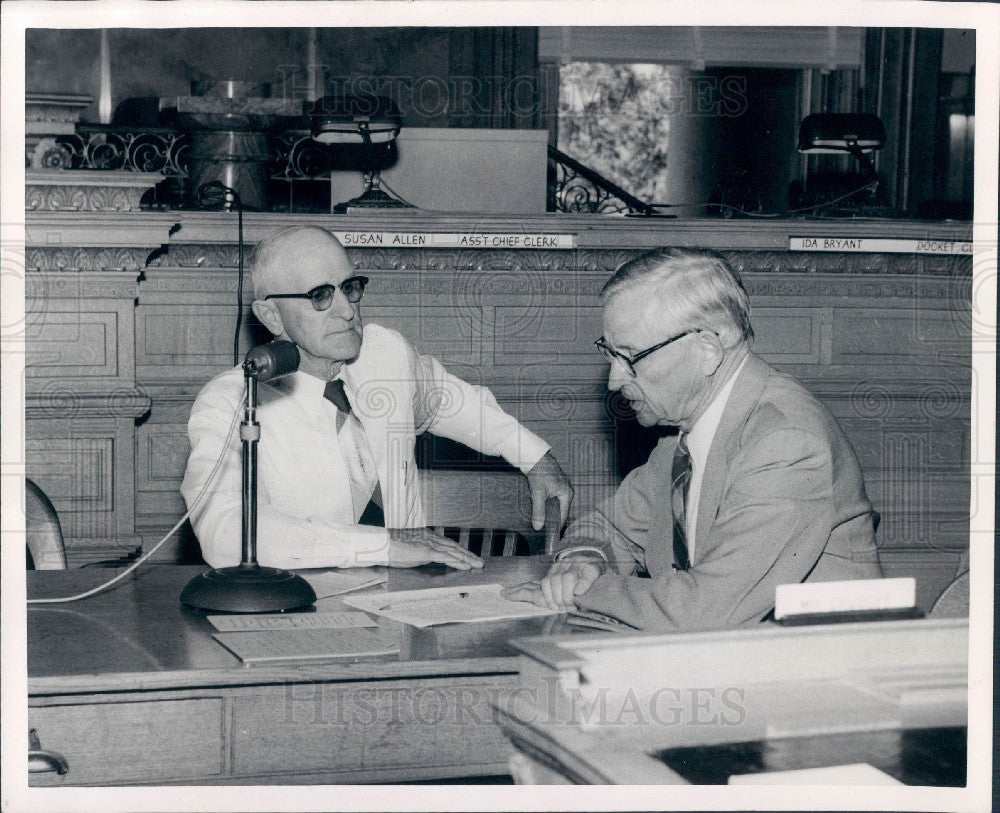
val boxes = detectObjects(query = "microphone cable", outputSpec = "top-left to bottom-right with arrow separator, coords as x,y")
196,181 -> 245,367
27,394 -> 246,605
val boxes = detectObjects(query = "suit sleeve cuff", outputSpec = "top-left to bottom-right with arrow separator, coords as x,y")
554,545 -> 609,563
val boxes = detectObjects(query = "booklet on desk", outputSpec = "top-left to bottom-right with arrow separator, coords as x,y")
297,569 -> 387,598
213,626 -> 400,665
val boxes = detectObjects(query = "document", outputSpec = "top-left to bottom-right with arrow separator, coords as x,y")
297,569 -> 387,599
728,763 -> 903,786
213,626 -> 400,665
343,583 -> 559,628
207,611 -> 378,633
565,608 -> 635,632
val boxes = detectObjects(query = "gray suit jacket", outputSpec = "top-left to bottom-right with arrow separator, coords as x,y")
560,352 -> 882,631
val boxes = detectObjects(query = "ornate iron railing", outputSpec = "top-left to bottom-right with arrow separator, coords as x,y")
547,145 -> 656,215
42,125 -> 192,175
272,130 -> 335,179
30,124 -> 659,215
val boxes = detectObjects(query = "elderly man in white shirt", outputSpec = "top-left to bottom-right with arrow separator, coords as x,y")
181,225 -> 572,571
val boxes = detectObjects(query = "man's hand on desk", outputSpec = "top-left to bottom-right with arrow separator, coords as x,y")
386,528 -> 485,570
502,559 -> 604,611
526,451 -> 574,530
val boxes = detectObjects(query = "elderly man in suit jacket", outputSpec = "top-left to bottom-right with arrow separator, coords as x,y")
506,247 -> 882,631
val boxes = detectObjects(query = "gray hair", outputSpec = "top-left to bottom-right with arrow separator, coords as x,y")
601,247 -> 754,346
249,225 -> 343,300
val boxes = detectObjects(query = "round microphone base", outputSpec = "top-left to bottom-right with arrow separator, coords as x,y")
180,564 -> 317,613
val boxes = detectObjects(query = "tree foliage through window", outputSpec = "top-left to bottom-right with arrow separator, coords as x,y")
558,62 -> 674,204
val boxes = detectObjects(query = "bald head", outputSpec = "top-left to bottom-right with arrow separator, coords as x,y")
248,226 -> 364,379
250,226 -> 350,301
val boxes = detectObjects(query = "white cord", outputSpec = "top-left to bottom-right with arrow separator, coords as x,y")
377,176 -> 418,209
27,394 -> 246,605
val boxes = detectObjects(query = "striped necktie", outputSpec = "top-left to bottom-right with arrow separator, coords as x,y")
323,379 -> 384,516
323,379 -> 352,431
671,434 -> 692,571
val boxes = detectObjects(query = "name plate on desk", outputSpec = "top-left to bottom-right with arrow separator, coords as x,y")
789,237 -> 973,255
775,577 -> 917,623
336,231 -> 577,249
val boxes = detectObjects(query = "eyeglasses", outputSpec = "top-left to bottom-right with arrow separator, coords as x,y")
595,331 -> 695,377
263,276 -> 369,311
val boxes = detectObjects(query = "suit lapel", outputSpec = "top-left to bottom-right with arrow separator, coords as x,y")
693,353 -> 771,563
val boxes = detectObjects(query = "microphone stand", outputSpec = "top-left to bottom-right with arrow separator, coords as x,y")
181,353 -> 316,613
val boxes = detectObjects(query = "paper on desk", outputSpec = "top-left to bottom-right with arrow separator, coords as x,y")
728,763 -> 903,785
298,569 -> 387,599
342,583 -> 559,627
213,626 -> 400,665
207,611 -> 377,633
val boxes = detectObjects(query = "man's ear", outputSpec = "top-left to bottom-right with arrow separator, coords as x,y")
698,330 -> 725,376
251,299 -> 284,338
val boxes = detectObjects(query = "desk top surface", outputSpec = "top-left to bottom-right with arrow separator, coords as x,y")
27,557 -> 575,695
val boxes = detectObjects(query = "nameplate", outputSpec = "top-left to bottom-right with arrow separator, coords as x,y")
789,237 -> 972,255
335,231 -> 577,250
774,577 -> 916,621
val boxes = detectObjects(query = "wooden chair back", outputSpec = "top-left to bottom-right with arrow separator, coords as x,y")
25,478 -> 67,570
419,469 -> 561,556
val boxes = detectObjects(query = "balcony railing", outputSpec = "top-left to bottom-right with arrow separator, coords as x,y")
547,145 -> 657,216
30,124 -> 659,216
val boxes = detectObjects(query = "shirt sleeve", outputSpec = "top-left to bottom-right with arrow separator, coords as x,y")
180,377 -> 392,569
409,348 -> 550,473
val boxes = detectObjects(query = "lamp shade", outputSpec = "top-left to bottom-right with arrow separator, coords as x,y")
310,95 -> 402,145
797,113 -> 886,153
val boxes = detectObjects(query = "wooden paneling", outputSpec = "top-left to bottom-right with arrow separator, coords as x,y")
25,311 -> 118,378
752,307 -> 823,364
30,698 -> 225,785
25,212 -> 973,588
23,271 -> 149,564
230,677 -> 513,777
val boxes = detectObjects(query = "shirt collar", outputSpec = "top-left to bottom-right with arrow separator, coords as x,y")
684,354 -> 748,466
274,370 -> 338,416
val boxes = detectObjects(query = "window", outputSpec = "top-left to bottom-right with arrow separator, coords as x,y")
557,62 -> 676,203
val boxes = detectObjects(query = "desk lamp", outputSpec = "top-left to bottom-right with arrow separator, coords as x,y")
180,341 -> 316,612
796,113 -> 886,209
310,94 -> 413,213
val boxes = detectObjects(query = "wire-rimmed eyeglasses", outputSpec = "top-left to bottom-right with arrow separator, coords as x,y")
594,330 -> 695,377
263,275 -> 369,311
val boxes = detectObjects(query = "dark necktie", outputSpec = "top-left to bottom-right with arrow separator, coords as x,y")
323,379 -> 352,431
323,378 -> 384,516
671,434 -> 692,571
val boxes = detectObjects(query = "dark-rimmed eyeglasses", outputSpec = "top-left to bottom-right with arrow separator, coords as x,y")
263,276 -> 369,311
595,331 -> 695,377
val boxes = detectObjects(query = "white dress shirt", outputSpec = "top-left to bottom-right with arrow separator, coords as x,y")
682,354 -> 748,559
181,324 -> 550,569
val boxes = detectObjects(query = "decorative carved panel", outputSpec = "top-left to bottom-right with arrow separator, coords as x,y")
25,170 -> 161,213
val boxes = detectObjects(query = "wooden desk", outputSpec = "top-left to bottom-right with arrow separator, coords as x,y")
27,557 -> 570,786
497,618 -> 969,785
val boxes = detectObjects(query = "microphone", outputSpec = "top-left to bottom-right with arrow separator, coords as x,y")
243,341 -> 300,381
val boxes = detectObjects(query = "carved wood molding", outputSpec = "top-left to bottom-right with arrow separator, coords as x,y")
25,389 -> 152,419
163,210 -> 973,246
144,243 -> 972,278
26,270 -> 139,298
26,247 -> 155,273
135,265 -> 966,304
63,537 -> 144,567
25,170 -> 162,213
